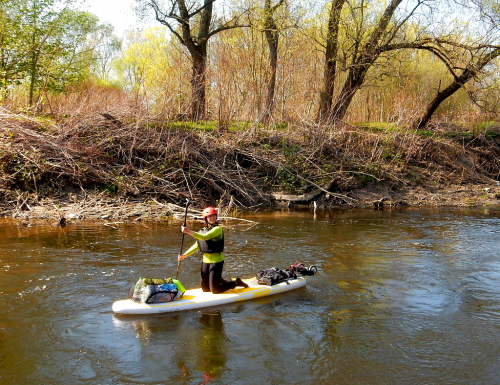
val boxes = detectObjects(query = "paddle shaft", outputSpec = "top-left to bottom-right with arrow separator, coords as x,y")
176,199 -> 190,280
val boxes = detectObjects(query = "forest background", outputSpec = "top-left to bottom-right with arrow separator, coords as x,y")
2,0 -> 500,220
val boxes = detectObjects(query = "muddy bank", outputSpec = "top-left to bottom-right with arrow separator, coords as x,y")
349,182 -> 500,208
271,181 -> 500,210
2,181 -> 500,226
0,191 -> 187,224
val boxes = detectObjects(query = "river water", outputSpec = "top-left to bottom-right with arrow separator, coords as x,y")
1,208 -> 500,384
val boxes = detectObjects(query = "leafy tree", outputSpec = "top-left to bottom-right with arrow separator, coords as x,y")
0,0 -> 110,106
113,27 -> 185,111
86,23 -> 121,85
0,0 -> 30,99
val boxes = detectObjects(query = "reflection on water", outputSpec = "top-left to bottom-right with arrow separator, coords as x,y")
2,208 -> 500,384
111,310 -> 229,384
197,312 -> 227,380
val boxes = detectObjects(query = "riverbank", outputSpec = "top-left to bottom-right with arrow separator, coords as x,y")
2,181 -> 500,225
2,109 -> 500,223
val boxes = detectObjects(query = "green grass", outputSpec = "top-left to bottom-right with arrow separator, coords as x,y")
474,121 -> 497,131
356,122 -> 398,133
485,130 -> 500,140
157,120 -> 260,132
357,121 -> 500,141
443,132 -> 473,140
410,129 -> 435,138
165,121 -> 219,131
145,120 -> 291,132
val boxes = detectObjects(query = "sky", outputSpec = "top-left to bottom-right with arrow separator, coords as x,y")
78,0 -> 152,37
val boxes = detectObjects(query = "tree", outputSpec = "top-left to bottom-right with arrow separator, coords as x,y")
317,0 -> 345,121
331,0 -> 409,121
261,0 -> 286,123
113,27 -> 184,112
0,0 -> 110,106
313,0 -> 500,127
312,0 -> 447,123
88,23 -> 121,84
414,44 -> 500,127
25,5 -> 108,106
0,0 -> 30,99
413,0 -> 500,127
138,0 -> 248,120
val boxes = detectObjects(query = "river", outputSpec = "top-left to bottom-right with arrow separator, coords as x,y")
1,208 -> 500,384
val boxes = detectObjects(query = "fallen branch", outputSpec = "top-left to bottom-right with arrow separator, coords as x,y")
103,221 -> 124,229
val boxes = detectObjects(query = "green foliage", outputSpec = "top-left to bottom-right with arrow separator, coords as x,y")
149,120 -> 255,132
465,198 -> 475,207
410,130 -> 435,138
0,0 -> 113,105
356,122 -> 398,133
282,141 -> 300,160
381,147 -> 396,160
1,148 -> 49,190
277,166 -> 301,193
354,171 -> 376,183
474,121 -> 496,131
270,122 -> 288,130
485,130 -> 500,140
444,132 -> 473,140
102,183 -> 119,195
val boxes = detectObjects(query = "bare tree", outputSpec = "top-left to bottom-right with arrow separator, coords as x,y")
317,0 -> 346,122
327,0 -> 500,126
416,44 -> 500,128
261,0 -> 288,124
413,0 -> 500,127
138,0 -> 247,120
314,0 -> 432,123
331,0 -> 408,121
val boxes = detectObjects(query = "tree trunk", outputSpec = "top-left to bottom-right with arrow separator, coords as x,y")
330,0 -> 404,122
179,0 -> 212,120
317,0 -> 345,122
417,47 -> 500,129
417,82 -> 463,129
147,0 -> 245,122
191,50 -> 207,121
262,36 -> 278,123
262,1 -> 279,124
331,66 -> 365,121
28,49 -> 37,107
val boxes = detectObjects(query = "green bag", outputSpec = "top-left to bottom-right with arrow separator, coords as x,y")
131,277 -> 185,304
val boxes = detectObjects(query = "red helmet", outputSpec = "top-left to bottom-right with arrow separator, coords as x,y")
202,207 -> 217,218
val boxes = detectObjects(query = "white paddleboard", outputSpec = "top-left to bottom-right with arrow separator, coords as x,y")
112,277 -> 306,315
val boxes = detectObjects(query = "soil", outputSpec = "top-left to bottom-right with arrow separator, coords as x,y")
2,181 -> 500,226
0,191 -> 185,225
349,182 -> 500,209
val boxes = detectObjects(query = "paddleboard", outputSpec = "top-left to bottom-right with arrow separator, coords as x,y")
112,276 -> 306,315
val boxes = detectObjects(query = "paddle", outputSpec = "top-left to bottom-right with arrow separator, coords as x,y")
176,198 -> 190,280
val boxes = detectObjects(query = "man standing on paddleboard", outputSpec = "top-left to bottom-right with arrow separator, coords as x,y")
178,206 -> 248,293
